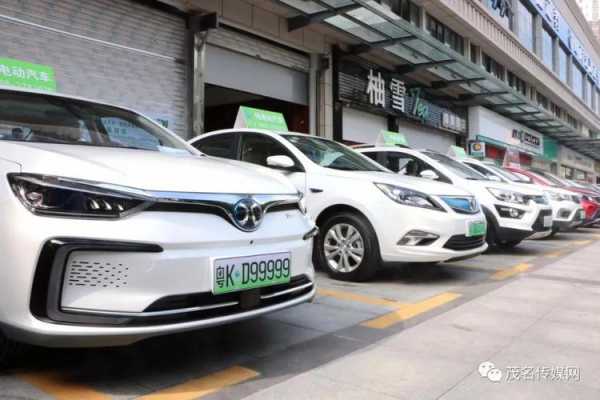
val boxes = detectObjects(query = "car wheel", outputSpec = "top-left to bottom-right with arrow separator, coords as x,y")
315,212 -> 380,282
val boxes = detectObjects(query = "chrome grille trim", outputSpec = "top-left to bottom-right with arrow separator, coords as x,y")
260,282 -> 314,300
62,301 -> 240,317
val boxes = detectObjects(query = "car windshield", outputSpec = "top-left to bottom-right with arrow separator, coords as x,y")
0,91 -> 190,153
423,151 -> 488,180
533,170 -> 568,187
282,134 -> 384,172
483,165 -> 529,183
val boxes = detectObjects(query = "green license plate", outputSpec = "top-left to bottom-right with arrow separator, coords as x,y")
467,220 -> 486,237
579,210 -> 586,220
213,253 -> 291,295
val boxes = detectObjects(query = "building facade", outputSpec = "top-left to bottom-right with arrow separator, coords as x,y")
2,0 -> 600,182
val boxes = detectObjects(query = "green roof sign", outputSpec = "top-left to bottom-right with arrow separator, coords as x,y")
448,145 -> 468,159
377,130 -> 408,146
0,58 -> 56,92
234,106 -> 288,131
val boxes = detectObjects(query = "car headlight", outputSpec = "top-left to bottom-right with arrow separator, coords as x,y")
8,174 -> 151,218
487,188 -> 527,205
375,183 -> 444,211
544,191 -> 569,202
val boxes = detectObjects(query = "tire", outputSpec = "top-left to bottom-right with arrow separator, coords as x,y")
315,212 -> 380,282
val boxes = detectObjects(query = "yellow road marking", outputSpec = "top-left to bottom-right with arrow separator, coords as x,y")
491,263 -> 531,281
572,240 -> 592,246
545,251 -> 564,258
361,292 -> 462,329
318,288 -> 405,308
138,366 -> 259,400
18,372 -> 110,400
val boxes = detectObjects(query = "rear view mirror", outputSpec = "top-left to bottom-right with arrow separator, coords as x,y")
420,170 -> 439,180
267,155 -> 295,169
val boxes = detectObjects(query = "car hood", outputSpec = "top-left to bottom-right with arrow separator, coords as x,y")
2,142 -> 297,194
469,179 -> 544,196
324,169 -> 471,196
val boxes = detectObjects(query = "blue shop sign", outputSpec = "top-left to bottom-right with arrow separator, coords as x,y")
529,0 -> 599,85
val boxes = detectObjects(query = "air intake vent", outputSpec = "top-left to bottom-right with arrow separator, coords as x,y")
65,260 -> 128,288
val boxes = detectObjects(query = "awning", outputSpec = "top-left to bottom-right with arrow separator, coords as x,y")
277,0 -> 600,161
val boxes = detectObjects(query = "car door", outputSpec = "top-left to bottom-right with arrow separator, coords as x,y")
238,133 -> 308,195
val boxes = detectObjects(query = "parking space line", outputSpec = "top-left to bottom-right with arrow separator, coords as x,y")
361,292 -> 462,329
490,263 -> 531,280
317,287 -> 405,308
17,372 -> 110,400
572,240 -> 593,246
137,366 -> 259,400
545,250 -> 564,258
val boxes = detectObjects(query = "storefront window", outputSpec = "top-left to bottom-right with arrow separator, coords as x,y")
483,53 -> 505,80
508,71 -> 527,95
572,62 -> 584,99
542,27 -> 553,70
517,1 -> 534,52
426,15 -> 464,54
537,92 -> 549,110
558,45 -> 568,83
394,0 -> 421,27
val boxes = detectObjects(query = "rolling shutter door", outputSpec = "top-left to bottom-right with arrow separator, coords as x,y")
0,0 -> 189,137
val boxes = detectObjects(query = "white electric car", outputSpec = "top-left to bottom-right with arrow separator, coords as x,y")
459,158 -> 584,235
0,89 -> 316,364
356,146 -> 553,248
190,130 -> 488,282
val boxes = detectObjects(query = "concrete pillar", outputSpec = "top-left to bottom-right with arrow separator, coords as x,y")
552,36 -> 560,74
567,54 -> 573,89
419,6 -> 427,30
533,14 -> 543,57
192,31 -> 209,138
510,0 -> 520,37
309,53 -> 318,136
464,38 -> 472,61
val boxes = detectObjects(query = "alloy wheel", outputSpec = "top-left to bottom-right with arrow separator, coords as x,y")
323,223 -> 365,273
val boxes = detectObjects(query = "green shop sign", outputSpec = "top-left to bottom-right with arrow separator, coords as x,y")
379,130 -> 408,146
0,58 -> 56,92
234,106 -> 288,131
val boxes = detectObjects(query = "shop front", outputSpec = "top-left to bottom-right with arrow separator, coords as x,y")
334,56 -> 467,152
0,0 -> 189,136
559,146 -> 596,183
468,106 -> 556,170
204,28 -> 310,133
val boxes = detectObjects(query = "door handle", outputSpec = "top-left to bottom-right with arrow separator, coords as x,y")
310,188 -> 323,193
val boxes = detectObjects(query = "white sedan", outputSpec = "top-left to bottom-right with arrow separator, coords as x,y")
190,130 -> 488,282
0,89 -> 316,365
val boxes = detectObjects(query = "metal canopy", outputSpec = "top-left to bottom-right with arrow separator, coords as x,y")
279,0 -> 600,160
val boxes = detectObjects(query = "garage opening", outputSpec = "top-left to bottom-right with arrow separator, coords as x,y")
204,84 -> 309,133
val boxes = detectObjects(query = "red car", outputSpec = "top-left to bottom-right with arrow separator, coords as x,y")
505,167 -> 600,227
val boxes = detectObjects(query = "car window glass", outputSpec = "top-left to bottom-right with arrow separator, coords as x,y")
0,91 -> 189,153
463,162 -> 497,179
282,135 -> 383,172
192,133 -> 237,159
240,134 -> 299,169
422,151 -> 488,180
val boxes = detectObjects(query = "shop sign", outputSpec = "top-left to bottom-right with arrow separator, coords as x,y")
0,58 -> 56,92
234,106 -> 288,131
376,130 -> 408,147
469,141 -> 486,158
448,145 -> 468,159
339,61 -> 467,133
530,0 -> 599,85
509,128 -> 542,154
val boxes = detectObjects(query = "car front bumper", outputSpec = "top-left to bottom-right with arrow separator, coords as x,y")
372,205 -> 488,264
1,207 -> 316,348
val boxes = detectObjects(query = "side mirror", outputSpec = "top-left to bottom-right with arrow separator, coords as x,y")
267,155 -> 295,170
420,170 -> 439,180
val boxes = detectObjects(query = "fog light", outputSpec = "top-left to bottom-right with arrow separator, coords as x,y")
495,205 -> 525,219
398,230 -> 439,246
